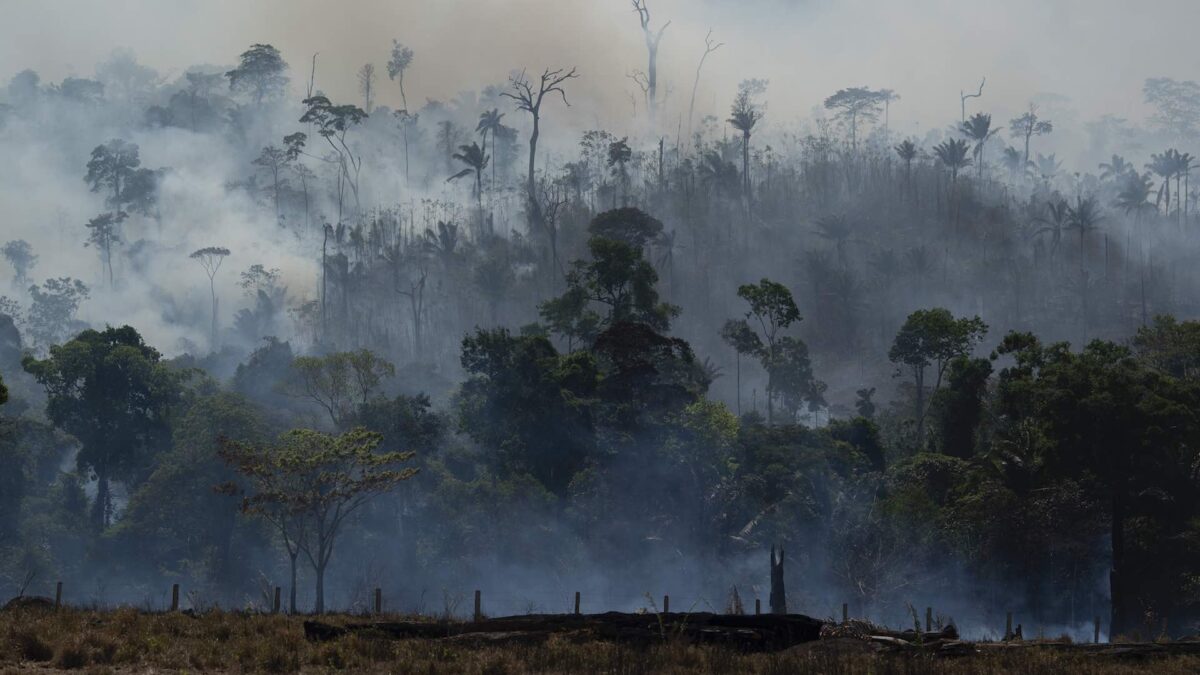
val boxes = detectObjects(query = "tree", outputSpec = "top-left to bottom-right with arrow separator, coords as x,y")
23,326 -> 186,530
219,427 -> 415,613
686,29 -> 722,144
86,211 -> 126,287
26,278 -> 88,352
225,44 -> 288,105
587,207 -> 663,250
541,233 -> 678,347
895,139 -> 917,196
607,137 -> 633,205
1009,104 -> 1053,171
447,142 -> 489,231
1034,198 -> 1071,263
85,139 -> 140,209
823,87 -> 883,150
2,240 -> 37,286
723,279 -> 821,424
888,308 -> 987,449
476,108 -> 505,191
282,350 -> 395,430
386,41 -> 415,182
631,0 -> 669,124
300,96 -> 368,221
932,138 -> 971,186
190,247 -> 231,350
502,66 -> 578,228
357,63 -> 376,113
1142,77 -> 1200,139
253,144 -> 293,224
729,80 -> 765,208
959,112 -> 998,181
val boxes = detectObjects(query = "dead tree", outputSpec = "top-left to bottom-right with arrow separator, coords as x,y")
687,29 -> 723,145
770,545 -> 787,615
502,67 -> 578,230
960,76 -> 985,122
632,0 -> 669,125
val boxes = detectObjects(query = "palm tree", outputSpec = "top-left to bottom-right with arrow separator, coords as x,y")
476,108 -> 505,192
1066,195 -> 1103,268
1114,171 -> 1154,216
933,138 -> 972,185
933,139 -> 971,228
1033,198 -> 1070,263
728,87 -> 763,212
814,214 -> 853,268
1034,153 -> 1061,185
422,221 -> 461,272
959,112 -> 998,181
1146,151 -> 1175,217
1001,146 -> 1025,181
895,139 -> 917,196
447,142 -> 490,232
1099,154 -> 1132,182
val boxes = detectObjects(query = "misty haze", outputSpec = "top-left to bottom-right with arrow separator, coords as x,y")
2,1 -> 1200,672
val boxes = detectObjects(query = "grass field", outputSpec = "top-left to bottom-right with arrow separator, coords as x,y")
3,607 -> 1199,674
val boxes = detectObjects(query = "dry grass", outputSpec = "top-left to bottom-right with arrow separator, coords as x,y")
0,607 -> 1196,674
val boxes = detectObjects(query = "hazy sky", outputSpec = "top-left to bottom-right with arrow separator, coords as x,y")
3,0 -> 1199,134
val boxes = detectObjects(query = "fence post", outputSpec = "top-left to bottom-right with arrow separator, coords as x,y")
273,587 -> 281,614
755,598 -> 761,616
374,587 -> 382,615
842,603 -> 848,623
574,591 -> 580,616
925,606 -> 932,632
474,590 -> 481,622
1005,612 -> 1013,641
663,595 -> 669,614
171,584 -> 179,612
1094,616 -> 1100,644
55,581 -> 62,610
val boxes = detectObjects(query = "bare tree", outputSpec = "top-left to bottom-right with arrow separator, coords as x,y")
960,76 -> 985,122
190,246 -> 231,349
357,63 -> 376,113
502,67 -> 579,228
632,0 -> 669,124
687,29 -> 723,145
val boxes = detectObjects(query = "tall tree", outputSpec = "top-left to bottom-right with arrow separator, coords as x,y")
356,63 -> 376,113
631,0 -> 669,124
502,67 -> 579,229
85,211 -> 126,288
23,326 -> 186,530
1,240 -> 37,286
85,139 -> 140,209
190,247 -> 231,350
686,29 -> 722,145
299,95 -> 368,221
476,108 -> 505,192
959,112 -> 998,181
219,427 -> 415,613
225,43 -> 288,105
1009,104 -> 1053,171
729,79 -> 765,212
823,87 -> 883,150
386,41 -> 415,183
447,142 -> 490,232
888,308 -> 987,449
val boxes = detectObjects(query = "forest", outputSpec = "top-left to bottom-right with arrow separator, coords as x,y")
2,0 -> 1200,646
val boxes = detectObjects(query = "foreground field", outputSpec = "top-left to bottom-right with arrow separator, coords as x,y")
3,607 -> 1200,674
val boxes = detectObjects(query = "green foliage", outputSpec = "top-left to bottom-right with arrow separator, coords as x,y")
927,357 -> 993,458
541,235 -> 678,346
587,207 -> 662,249
225,44 -> 288,104
22,325 -> 189,529
283,349 -> 395,429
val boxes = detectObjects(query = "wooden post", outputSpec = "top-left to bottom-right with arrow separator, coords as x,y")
273,587 -> 281,614
842,602 -> 848,623
574,591 -> 580,615
1005,612 -> 1013,641
925,606 -> 932,632
54,581 -> 62,610
171,584 -> 179,612
755,598 -> 761,616
374,587 -> 382,614
663,595 -> 669,614
1094,616 -> 1100,644
473,590 -> 481,622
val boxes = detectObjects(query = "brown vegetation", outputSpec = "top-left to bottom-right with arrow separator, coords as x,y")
3,607 -> 1200,674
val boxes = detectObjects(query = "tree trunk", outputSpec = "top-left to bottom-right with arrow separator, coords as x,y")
315,561 -> 326,614
93,472 -> 110,530
1110,490 -> 1126,638
914,368 -> 926,449
526,115 -> 542,227
289,552 -> 299,614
